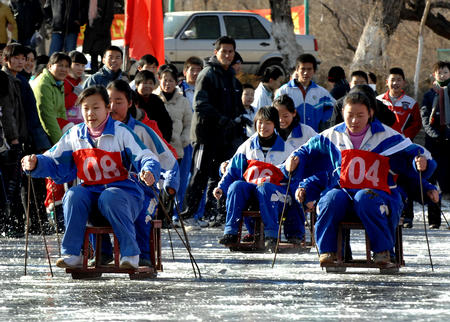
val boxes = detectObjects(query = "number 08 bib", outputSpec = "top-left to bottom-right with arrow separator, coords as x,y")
340,149 -> 390,193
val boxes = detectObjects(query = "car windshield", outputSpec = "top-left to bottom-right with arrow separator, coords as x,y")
164,14 -> 190,38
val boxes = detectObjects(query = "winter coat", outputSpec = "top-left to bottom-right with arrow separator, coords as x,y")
190,56 -> 245,146
9,0 -> 43,44
135,93 -> 173,143
155,89 -> 192,159
421,87 -> 450,141
82,0 -> 114,55
44,0 -> 86,34
0,68 -> 27,144
82,65 -> 122,89
0,3 -> 17,43
31,68 -> 67,144
17,73 -> 51,152
253,82 -> 273,110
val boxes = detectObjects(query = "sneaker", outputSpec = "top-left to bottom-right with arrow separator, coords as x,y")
403,218 -> 413,229
139,258 -> 152,267
218,234 -> 238,246
242,233 -> 254,242
373,250 -> 394,266
429,224 -> 440,229
184,218 -> 201,230
319,252 -> 337,264
264,237 -> 277,252
56,255 -> 82,268
172,218 -> 181,228
119,255 -> 139,269
195,218 -> 209,228
88,253 -> 114,267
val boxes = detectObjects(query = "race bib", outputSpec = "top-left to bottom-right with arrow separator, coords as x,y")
340,149 -> 390,193
73,148 -> 129,185
243,160 -> 284,186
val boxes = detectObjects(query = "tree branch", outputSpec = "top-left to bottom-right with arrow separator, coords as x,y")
320,1 -> 356,52
431,1 -> 450,9
401,7 -> 450,39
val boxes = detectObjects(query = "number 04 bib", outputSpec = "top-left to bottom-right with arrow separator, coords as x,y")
340,149 -> 390,193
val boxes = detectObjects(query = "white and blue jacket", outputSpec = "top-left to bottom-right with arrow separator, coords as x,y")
126,115 -> 180,192
218,133 -> 291,194
253,82 -> 273,109
284,119 -> 436,196
284,123 -> 317,152
276,80 -> 335,132
31,117 -> 161,200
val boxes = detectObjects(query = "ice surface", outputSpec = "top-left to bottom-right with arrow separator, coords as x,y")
0,201 -> 449,321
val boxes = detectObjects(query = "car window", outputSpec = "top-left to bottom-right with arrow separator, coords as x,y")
224,16 -> 270,39
164,14 -> 190,38
183,16 -> 220,39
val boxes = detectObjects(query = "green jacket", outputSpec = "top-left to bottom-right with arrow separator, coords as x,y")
32,69 -> 66,144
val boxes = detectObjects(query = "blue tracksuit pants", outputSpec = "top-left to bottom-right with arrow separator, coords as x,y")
224,180 -> 304,239
62,185 -> 144,256
315,188 -> 402,254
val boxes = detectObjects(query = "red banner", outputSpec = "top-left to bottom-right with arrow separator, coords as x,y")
235,5 -> 305,35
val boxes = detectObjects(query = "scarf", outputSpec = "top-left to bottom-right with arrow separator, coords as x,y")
88,0 -> 98,27
87,114 -> 109,139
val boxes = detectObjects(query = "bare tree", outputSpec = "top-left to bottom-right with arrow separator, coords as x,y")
351,0 -> 450,76
269,0 -> 303,74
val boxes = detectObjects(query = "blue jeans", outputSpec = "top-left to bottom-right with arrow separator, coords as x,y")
49,32 -> 78,55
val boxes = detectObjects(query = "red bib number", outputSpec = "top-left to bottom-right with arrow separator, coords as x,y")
340,149 -> 390,193
73,149 -> 129,185
243,160 -> 284,186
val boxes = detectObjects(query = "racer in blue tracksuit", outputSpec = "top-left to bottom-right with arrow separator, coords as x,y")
215,106 -> 306,246
283,92 -> 438,265
23,115 -> 160,264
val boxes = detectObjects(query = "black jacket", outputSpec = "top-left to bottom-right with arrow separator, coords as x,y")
10,0 -> 44,43
82,0 -> 114,54
44,0 -> 87,34
136,93 -> 173,143
190,56 -> 245,145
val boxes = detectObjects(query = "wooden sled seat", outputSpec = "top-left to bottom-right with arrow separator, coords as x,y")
66,220 -> 162,280
228,210 -> 312,254
321,218 -> 404,274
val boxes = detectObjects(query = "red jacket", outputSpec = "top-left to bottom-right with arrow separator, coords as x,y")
377,91 -> 421,139
64,75 -> 82,108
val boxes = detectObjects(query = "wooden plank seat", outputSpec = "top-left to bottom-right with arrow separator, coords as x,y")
66,220 -> 162,280
321,218 -> 404,274
228,210 -> 313,253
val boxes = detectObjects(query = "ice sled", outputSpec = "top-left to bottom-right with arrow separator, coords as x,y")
66,220 -> 163,280
228,210 -> 314,253
321,219 -> 405,274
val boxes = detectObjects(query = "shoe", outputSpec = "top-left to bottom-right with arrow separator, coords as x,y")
373,250 -> 394,266
56,255 -> 82,268
184,218 -> 201,230
264,237 -> 277,252
218,234 -> 238,246
119,255 -> 139,269
429,224 -> 440,229
139,258 -> 152,267
210,213 -> 226,228
319,252 -> 337,264
402,218 -> 413,229
88,253 -> 114,267
287,237 -> 303,245
195,218 -> 209,228
173,218 -> 181,228
179,210 -> 192,220
242,233 -> 254,242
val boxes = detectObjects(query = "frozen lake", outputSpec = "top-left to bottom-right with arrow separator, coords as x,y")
1,201 -> 450,321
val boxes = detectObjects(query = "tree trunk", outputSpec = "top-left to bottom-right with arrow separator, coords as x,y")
350,0 -> 405,83
269,0 -> 303,74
